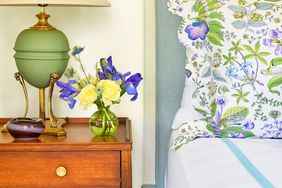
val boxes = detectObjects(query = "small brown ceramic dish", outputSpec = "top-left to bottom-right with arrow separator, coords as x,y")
7,118 -> 45,140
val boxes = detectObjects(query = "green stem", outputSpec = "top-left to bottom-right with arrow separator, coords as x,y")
95,62 -> 100,81
234,51 -> 254,82
73,73 -> 84,86
102,107 -> 115,131
254,57 -> 259,81
102,111 -> 106,135
77,54 -> 90,84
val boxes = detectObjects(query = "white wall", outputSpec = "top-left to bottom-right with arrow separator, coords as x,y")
144,0 -> 156,185
0,1 -> 152,187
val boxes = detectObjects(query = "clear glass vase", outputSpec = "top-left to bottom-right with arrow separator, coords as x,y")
89,106 -> 119,136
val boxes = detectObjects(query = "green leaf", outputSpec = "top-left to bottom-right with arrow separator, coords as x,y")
209,20 -> 224,29
228,5 -> 247,13
243,45 -> 254,53
221,106 -> 249,122
210,99 -> 217,118
249,20 -> 266,27
244,54 -> 255,60
226,126 -> 244,135
243,131 -> 255,137
256,3 -> 274,10
207,0 -> 219,5
236,39 -> 241,45
229,47 -> 236,51
195,108 -> 208,116
265,0 -> 281,1
207,33 -> 223,46
258,52 -> 271,56
231,94 -> 240,97
267,76 -> 282,95
254,41 -> 260,53
220,131 -> 229,137
208,5 -> 220,11
271,57 -> 282,66
231,21 -> 247,29
209,25 -> 223,38
242,92 -> 250,97
242,98 -> 249,103
231,41 -> 236,46
64,67 -> 76,79
206,123 -> 215,134
257,56 -> 268,65
236,98 -> 241,105
209,12 -> 223,19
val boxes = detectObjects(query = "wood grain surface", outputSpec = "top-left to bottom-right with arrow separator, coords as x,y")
0,118 -> 132,188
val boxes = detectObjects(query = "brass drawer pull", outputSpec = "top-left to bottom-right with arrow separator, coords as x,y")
56,166 -> 67,177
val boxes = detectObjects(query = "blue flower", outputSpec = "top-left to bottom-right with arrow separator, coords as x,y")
216,96 -> 227,107
229,132 -> 245,138
241,62 -> 255,78
226,66 -> 242,80
185,20 -> 209,41
72,46 -> 84,56
242,120 -> 255,130
56,80 -> 79,109
98,56 -> 123,81
124,73 -> 143,101
269,29 -> 281,39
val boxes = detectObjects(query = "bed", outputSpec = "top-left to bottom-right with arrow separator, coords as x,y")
167,134 -> 282,188
165,0 -> 282,187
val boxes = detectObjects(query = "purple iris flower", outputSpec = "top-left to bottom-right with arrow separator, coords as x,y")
72,46 -> 84,56
56,80 -> 79,109
242,120 -> 255,130
185,20 -> 209,41
124,73 -> 143,101
98,56 -> 123,81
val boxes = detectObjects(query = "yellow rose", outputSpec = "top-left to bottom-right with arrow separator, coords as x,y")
78,84 -> 97,110
98,80 -> 121,107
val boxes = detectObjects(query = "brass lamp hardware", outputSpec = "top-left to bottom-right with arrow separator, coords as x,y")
43,73 -> 67,137
56,166 -> 67,177
15,72 -> 29,118
1,72 -> 29,133
30,5 -> 56,31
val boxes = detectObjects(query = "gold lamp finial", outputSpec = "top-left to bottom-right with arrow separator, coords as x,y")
30,4 -> 56,30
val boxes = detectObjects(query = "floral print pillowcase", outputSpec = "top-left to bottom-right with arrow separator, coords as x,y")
168,0 -> 282,150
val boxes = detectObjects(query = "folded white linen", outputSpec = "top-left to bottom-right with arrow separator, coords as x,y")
167,133 -> 282,188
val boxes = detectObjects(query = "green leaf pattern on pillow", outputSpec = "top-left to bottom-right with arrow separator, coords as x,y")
168,0 -> 282,149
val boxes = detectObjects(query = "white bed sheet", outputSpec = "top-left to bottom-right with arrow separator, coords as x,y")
166,131 -> 282,188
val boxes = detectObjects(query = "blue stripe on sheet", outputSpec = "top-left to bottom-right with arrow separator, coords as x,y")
221,138 -> 275,188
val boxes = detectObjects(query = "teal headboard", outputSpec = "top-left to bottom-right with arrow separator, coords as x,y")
156,0 -> 186,187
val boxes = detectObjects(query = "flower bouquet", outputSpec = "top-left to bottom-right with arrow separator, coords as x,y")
56,46 -> 142,136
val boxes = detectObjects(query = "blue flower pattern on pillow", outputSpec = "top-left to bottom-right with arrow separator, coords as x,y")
168,0 -> 282,149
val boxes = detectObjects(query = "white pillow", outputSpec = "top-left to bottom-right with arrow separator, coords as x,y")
169,0 -> 282,139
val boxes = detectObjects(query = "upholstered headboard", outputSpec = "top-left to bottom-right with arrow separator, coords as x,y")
156,1 -> 186,188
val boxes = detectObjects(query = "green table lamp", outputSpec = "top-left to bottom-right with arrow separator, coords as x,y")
0,0 -> 110,136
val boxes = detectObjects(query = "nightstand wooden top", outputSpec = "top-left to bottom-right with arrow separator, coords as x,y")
0,117 -> 132,152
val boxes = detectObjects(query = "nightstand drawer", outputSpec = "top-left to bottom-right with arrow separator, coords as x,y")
0,151 -> 121,188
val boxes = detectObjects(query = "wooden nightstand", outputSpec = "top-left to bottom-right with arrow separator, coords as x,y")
0,117 -> 132,188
